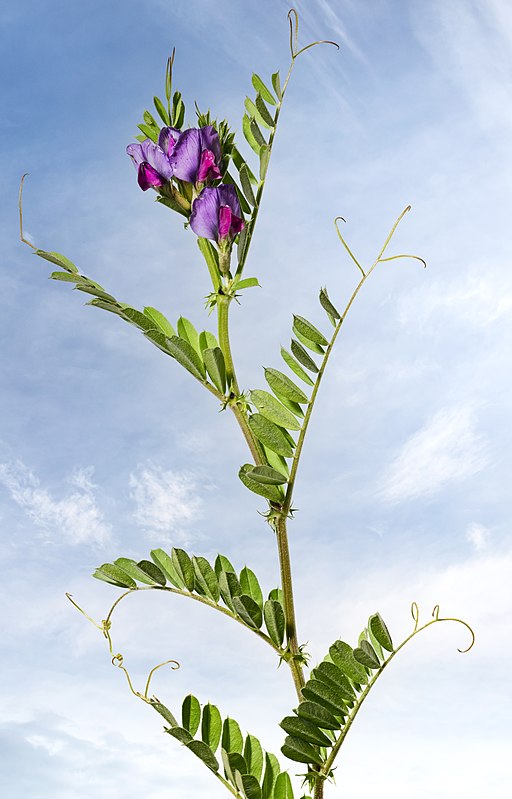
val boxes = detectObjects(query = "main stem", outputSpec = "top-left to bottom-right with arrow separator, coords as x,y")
275,513 -> 305,698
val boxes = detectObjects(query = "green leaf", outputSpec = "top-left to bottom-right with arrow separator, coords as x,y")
177,316 -> 201,355
313,662 -> 355,703
244,733 -> 264,781
319,287 -> 341,322
250,389 -> 301,431
367,620 -> 384,661
35,250 -> 78,273
263,599 -> 285,647
49,271 -> 83,283
241,774 -> 262,799
143,109 -> 159,128
143,307 -> 176,337
280,348 -> 314,387
166,335 -> 206,380
296,701 -> 342,731
154,95 -> 170,125
290,340 -> 319,373
248,414 -> 294,458
167,726 -> 193,744
121,306 -> 157,332
259,144 -> 271,181
239,566 -> 263,609
182,694 -> 201,735
239,464 -> 284,502
329,641 -> 368,684
197,238 -> 221,289
227,751 -> 248,781
186,739 -> 219,772
301,680 -> 348,717
172,91 -> 185,129
144,328 -> 173,355
231,145 -> 257,183
150,548 -> 185,589
262,447 -> 289,479
136,559 -> 166,586
255,94 -> 275,128
353,639 -> 380,669
192,556 -> 220,602
199,332 -> 218,354
281,735 -> 324,766
250,118 -> 266,148
235,277 -> 260,291
369,612 -> 394,652
150,699 -> 179,727
239,163 -> 256,206
221,717 -> 244,754
293,326 -> 325,354
245,96 -> 271,130
112,558 -> 156,585
264,368 -> 308,404
218,570 -> 242,612
171,548 -> 195,591
292,315 -> 328,347
242,114 -> 261,155
280,717 -> 332,747
215,553 -> 235,578
237,222 -> 250,265
233,594 -> 263,629
268,587 -> 284,604
203,347 -> 226,393
74,284 -> 117,302
137,122 -> 159,141
201,703 -> 222,752
92,563 -> 136,588
247,465 -> 287,486
262,752 -> 280,799
273,772 -> 294,799
271,71 -> 282,100
252,73 -> 277,105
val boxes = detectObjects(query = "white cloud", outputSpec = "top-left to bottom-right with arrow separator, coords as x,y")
466,522 -> 491,552
129,463 -> 202,541
379,405 -> 488,503
0,460 -> 111,546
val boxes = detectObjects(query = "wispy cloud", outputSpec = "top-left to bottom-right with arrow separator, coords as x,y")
129,463 -> 202,542
0,461 -> 111,546
466,522 -> 491,553
379,405 -> 488,503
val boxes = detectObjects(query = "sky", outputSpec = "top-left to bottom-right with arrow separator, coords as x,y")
1,0 -> 511,797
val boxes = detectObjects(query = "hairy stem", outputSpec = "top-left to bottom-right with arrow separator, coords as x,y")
276,513 -> 305,698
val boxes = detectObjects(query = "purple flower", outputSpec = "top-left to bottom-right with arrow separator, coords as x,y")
158,126 -> 182,157
190,185 -> 244,243
126,138 -> 174,191
170,125 -> 222,185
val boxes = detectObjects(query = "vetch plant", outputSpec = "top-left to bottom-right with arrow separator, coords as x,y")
20,10 -> 474,799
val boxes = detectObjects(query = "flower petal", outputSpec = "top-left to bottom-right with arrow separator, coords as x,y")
197,149 -> 222,183
126,142 -> 145,168
138,162 -> 166,191
190,187 -> 221,240
217,184 -> 242,218
198,125 -> 222,166
145,141 -> 173,180
158,126 -> 181,156
170,128 -> 202,182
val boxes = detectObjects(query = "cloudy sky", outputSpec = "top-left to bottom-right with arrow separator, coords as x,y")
1,0 -> 511,797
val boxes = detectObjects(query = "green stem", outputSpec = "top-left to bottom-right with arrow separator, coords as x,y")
276,513 -> 305,699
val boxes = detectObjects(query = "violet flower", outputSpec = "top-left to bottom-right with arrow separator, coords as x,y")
170,125 -> 222,185
189,185 -> 244,243
126,138 -> 174,191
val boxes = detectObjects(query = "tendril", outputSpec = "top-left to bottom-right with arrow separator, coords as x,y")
432,604 -> 440,620
408,601 -> 476,654
410,601 -> 420,631
334,216 -> 366,277
288,7 -> 340,60
19,173 -> 37,250
378,254 -> 427,269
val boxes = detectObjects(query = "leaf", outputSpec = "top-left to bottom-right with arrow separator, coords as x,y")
367,620 -> 384,661
150,548 -> 185,589
255,94 -> 275,128
263,599 -> 285,647
280,348 -> 314,387
121,306 -> 157,332
113,558 -> 156,586
250,118 -> 266,148
301,680 -> 348,717
353,639 -> 380,670
247,465 -> 288,486
215,553 -> 235,578
166,335 -> 206,380
186,739 -> 219,772
74,284 -> 117,302
171,548 -> 195,591
369,612 -> 394,652
268,587 -> 284,604
252,73 -> 277,105
144,329 -> 173,356
313,661 -> 355,704
290,340 -> 319,373
167,726 -> 193,744
237,223 -> 250,265
201,703 -> 222,752
296,701 -> 342,731
292,315 -> 328,347
35,250 -> 78,273
242,114 -> 261,155
87,299 -> 126,317
293,326 -> 325,354
239,464 -> 284,502
49,271 -> 83,283
192,556 -> 220,602
282,735 -> 324,766
143,307 -> 176,337
250,389 -> 301,431
273,772 -> 294,799
262,752 -> 280,799
248,414 -> 294,458
239,567 -> 263,609
137,122 -> 159,142
264,368 -> 308,405
319,287 -> 341,322
172,91 -> 185,129
329,641 -> 368,684
234,277 -> 260,291
150,699 -> 178,727
259,144 -> 271,181
221,717 -> 244,754
199,330 -> 218,352
280,717 -> 332,747
244,733 -> 264,781
233,594 -> 263,629
92,563 -> 136,588
218,570 -> 242,612
241,774 -> 262,799
262,447 -> 289,479
227,751 -> 248,781
239,163 -> 256,206
177,316 -> 201,355
154,95 -> 170,125
136,559 -> 166,586
203,347 -> 227,393
271,71 -> 282,100
182,694 -> 201,735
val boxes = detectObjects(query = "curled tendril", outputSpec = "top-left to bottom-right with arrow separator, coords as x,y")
409,601 -> 476,655
410,601 -> 420,631
432,604 -> 440,620
334,216 -> 366,278
288,7 -> 340,60
378,253 -> 427,269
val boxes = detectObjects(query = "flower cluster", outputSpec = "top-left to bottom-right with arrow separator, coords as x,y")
127,125 -> 244,253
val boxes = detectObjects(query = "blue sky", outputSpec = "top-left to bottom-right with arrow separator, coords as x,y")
1,1 -> 511,797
